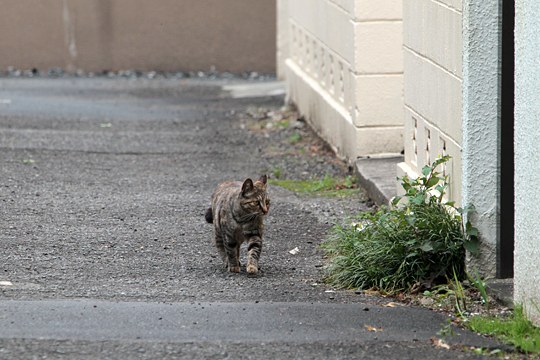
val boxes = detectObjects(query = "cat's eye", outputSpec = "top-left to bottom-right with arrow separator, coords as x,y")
265,199 -> 270,205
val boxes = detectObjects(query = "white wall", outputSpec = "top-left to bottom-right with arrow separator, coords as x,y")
401,0 -> 505,278
514,0 -> 540,325
399,0 -> 463,205
277,0 -> 403,161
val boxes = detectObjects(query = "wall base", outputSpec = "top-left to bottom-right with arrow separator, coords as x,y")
285,59 -> 403,162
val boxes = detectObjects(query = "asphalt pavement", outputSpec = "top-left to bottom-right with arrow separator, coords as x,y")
0,77 -> 506,359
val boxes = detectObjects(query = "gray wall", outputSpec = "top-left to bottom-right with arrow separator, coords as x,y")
461,0 -> 501,277
0,0 -> 276,73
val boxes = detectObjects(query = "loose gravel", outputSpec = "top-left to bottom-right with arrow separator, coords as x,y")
0,77 -> 375,305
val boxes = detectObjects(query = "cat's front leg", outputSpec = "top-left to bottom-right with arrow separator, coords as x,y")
246,236 -> 263,274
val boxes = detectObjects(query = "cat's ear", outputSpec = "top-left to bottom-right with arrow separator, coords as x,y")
241,178 -> 254,196
257,174 -> 268,185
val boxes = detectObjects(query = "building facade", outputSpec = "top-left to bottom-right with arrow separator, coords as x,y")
278,0 -> 540,324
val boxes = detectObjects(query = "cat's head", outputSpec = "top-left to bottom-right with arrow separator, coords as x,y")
240,175 -> 270,215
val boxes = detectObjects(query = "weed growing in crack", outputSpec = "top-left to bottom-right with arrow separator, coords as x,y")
321,155 -> 479,293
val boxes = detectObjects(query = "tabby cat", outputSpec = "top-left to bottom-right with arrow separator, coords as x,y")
205,175 -> 270,274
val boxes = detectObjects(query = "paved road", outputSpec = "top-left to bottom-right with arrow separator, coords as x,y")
0,78 -> 502,359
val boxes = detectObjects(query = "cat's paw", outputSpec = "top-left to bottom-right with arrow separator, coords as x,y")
229,266 -> 240,273
246,264 -> 258,274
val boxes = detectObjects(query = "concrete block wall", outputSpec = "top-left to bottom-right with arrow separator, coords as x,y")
399,0 -> 463,204
278,0 -> 404,160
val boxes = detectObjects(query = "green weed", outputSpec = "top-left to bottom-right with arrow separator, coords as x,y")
271,167 -> 283,180
276,119 -> 290,129
467,306 -> 540,355
269,175 -> 358,197
451,267 -> 467,318
288,132 -> 302,144
467,271 -> 489,310
321,155 -> 479,293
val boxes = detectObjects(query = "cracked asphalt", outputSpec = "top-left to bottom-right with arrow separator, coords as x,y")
0,77 -> 504,359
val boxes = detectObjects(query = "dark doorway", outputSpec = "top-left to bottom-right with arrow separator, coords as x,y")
499,0 -> 514,278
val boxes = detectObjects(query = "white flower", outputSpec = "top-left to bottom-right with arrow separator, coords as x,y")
351,222 -> 366,232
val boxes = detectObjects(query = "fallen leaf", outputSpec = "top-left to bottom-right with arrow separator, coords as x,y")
365,325 -> 383,332
431,337 -> 450,350
383,302 -> 402,308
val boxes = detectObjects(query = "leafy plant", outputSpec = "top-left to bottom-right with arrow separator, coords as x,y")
392,155 -> 479,254
322,155 -> 479,293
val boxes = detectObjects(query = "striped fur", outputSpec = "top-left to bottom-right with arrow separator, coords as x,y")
206,175 -> 270,274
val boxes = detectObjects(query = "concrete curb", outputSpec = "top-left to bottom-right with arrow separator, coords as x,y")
355,156 -> 403,206
487,279 -> 514,308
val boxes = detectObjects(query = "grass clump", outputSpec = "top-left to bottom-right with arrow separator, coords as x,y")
322,155 -> 479,293
269,175 -> 359,197
467,306 -> 540,355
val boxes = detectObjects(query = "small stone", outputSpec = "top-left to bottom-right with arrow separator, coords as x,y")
419,297 -> 435,306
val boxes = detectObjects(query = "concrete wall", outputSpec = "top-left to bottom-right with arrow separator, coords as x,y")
276,0 -> 289,80
399,0 -> 463,205
277,0 -> 403,160
461,0 -> 502,278
514,0 -> 540,325
0,0 -> 276,73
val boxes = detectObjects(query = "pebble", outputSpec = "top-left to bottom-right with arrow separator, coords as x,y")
0,67 -> 276,81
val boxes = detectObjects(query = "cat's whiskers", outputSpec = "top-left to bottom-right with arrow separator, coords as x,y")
236,212 -> 259,223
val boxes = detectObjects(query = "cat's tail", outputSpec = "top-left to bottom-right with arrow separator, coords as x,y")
205,207 -> 213,223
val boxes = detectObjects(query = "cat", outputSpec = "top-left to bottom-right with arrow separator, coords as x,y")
205,175 -> 270,274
